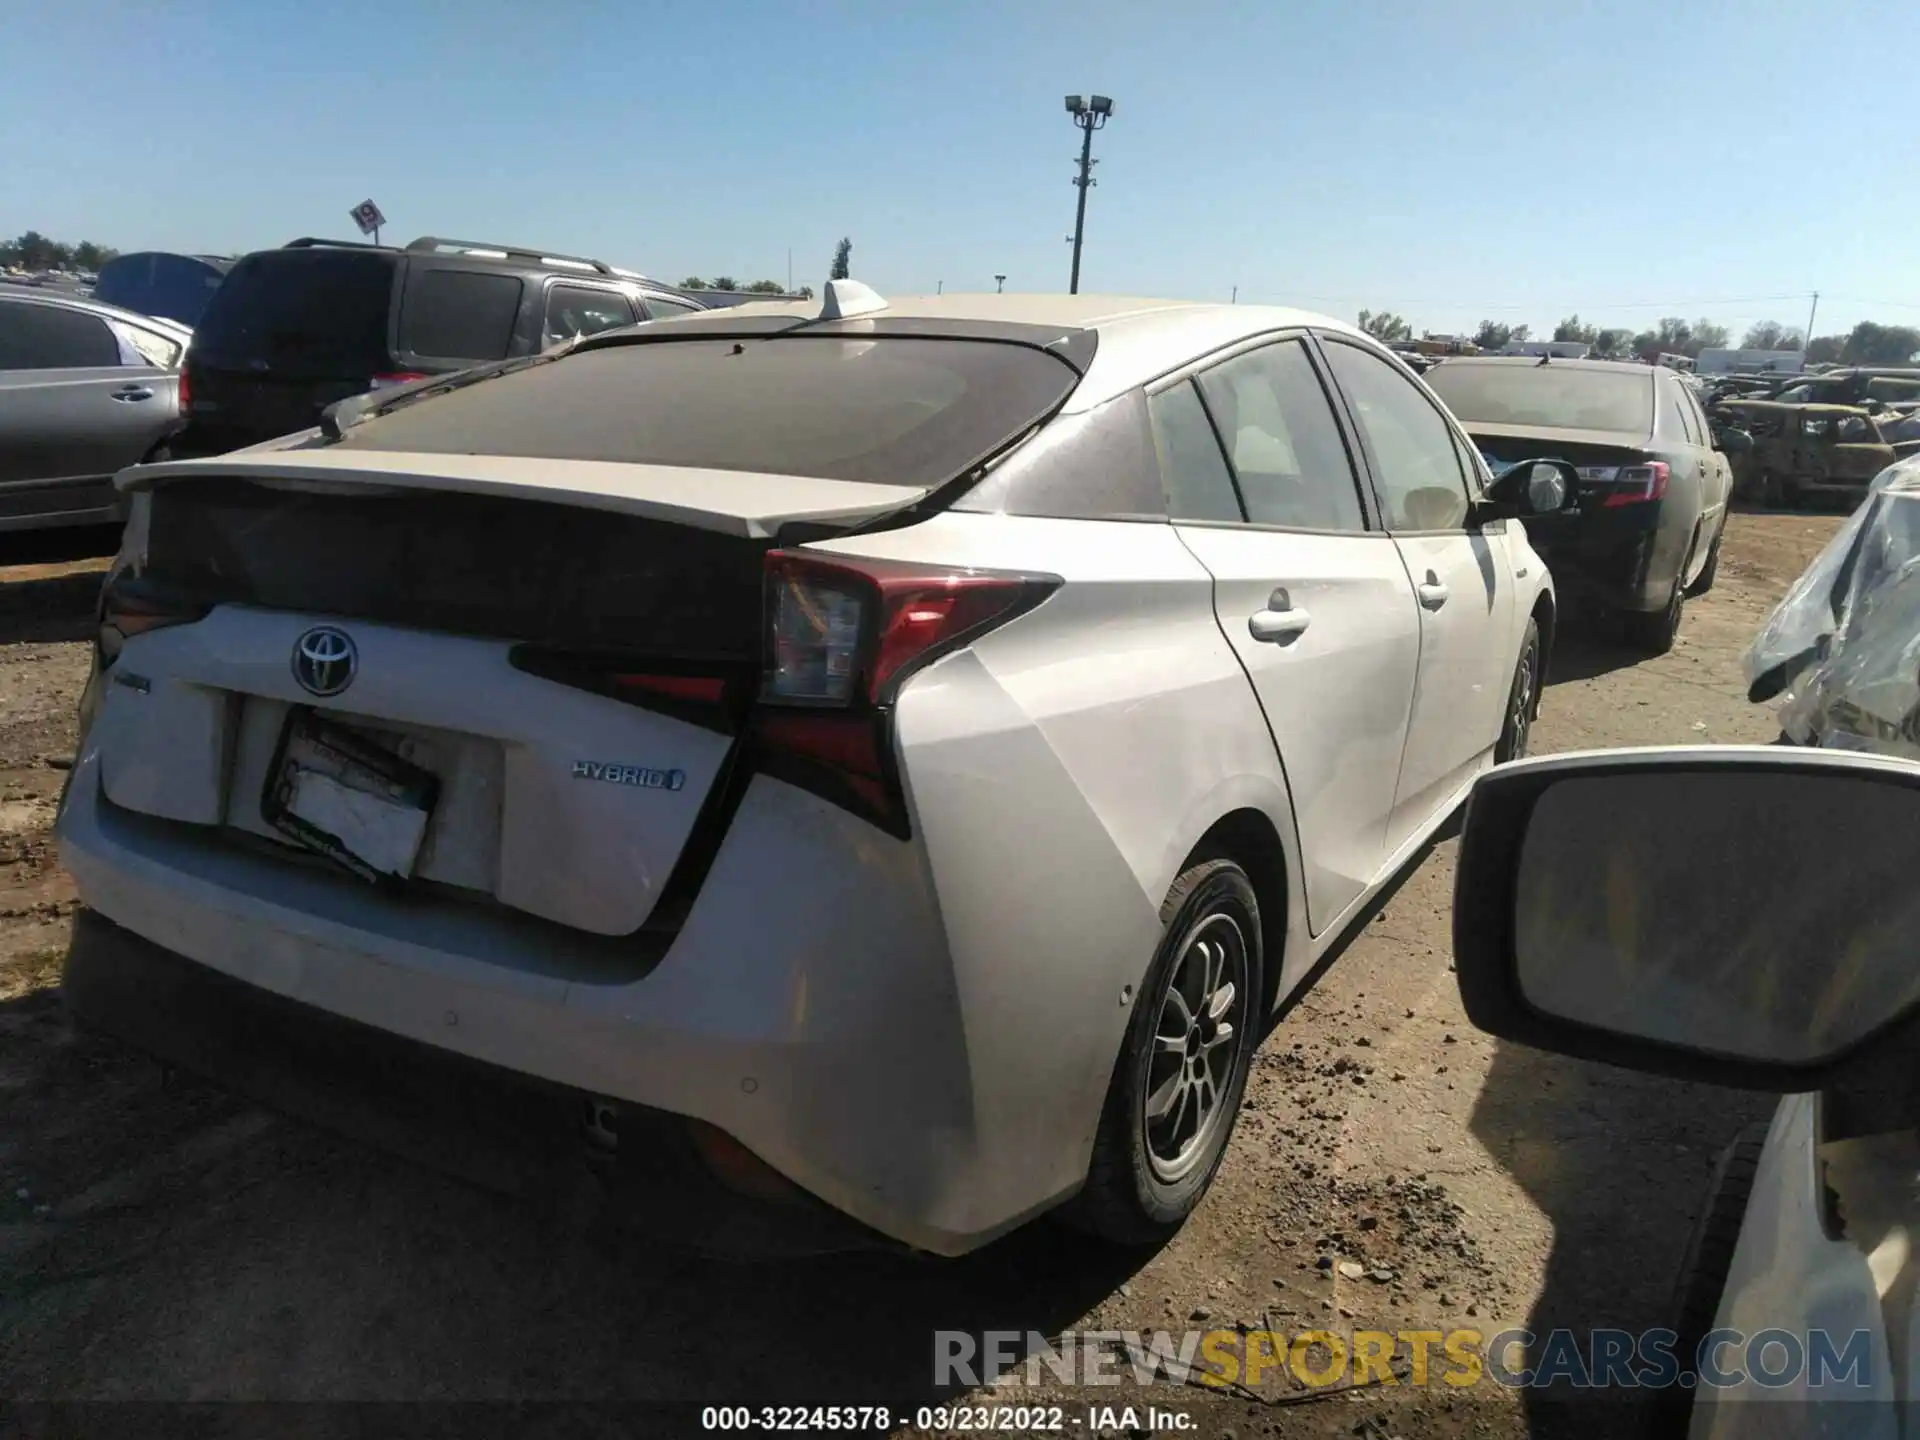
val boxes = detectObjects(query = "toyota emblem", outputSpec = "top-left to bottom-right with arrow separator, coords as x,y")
292,626 -> 358,697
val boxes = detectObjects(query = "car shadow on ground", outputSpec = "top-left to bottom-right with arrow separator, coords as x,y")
0,524 -> 121,569
1467,1037 -> 1772,1437
1542,613 -> 1649,687
0,571 -> 105,645
0,526 -> 117,646
0,963 -> 1144,1413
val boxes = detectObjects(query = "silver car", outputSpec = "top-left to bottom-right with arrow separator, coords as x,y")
0,288 -> 190,532
61,284 -> 1573,1255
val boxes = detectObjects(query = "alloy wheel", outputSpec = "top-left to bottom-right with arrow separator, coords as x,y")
1142,911 -> 1249,1183
1509,643 -> 1537,758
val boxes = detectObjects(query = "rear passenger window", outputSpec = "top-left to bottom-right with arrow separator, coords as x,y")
111,320 -> 182,369
400,269 -> 523,361
1195,341 -> 1367,531
1147,380 -> 1242,522
1670,387 -> 1701,445
545,286 -> 638,346
643,295 -> 700,320
0,303 -> 121,369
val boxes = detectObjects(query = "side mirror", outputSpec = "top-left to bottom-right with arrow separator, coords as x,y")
1452,747 -> 1920,1090
1484,458 -> 1580,518
1714,426 -> 1755,456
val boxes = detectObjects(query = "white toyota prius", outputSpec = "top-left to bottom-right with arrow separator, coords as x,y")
59,285 -> 1572,1255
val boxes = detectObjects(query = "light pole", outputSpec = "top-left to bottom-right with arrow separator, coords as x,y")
1063,94 -> 1113,294
994,274 -> 1006,293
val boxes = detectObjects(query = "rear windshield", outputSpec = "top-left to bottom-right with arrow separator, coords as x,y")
192,249 -> 397,376
1425,363 -> 1654,435
329,335 -> 1082,486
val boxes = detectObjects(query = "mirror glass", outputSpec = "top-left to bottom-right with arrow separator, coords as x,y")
1524,463 -> 1568,513
1513,770 -> 1920,1064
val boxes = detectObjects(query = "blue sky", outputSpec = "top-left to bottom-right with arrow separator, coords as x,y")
8,0 -> 1919,343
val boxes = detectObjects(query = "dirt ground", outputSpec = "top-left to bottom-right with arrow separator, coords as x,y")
0,513 -> 1844,1437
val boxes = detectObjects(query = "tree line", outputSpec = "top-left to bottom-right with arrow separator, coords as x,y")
679,238 -> 853,299
2,231 -> 118,271
1357,308 -> 1920,367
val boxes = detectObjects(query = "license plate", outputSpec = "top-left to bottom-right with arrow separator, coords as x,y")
262,710 -> 440,884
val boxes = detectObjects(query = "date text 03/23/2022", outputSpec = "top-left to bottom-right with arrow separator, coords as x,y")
698,1405 -> 1195,1432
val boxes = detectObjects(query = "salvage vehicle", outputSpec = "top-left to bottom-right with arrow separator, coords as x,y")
1450,743 -> 1920,1436
170,235 -> 707,459
1745,454 -> 1920,748
58,285 -> 1575,1256
1425,355 -> 1739,654
0,288 -> 191,531
1710,399 -> 1919,509
1772,368 -> 1920,408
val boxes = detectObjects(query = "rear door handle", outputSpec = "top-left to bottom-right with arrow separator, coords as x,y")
1416,571 -> 1450,610
1248,586 -> 1311,643
110,386 -> 154,402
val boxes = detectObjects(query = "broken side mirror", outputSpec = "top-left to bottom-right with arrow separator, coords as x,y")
1452,746 -> 1920,1090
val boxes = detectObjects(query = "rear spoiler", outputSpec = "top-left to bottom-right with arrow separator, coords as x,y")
114,450 -> 935,541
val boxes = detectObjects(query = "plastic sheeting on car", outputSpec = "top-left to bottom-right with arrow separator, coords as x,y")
1744,454 -> 1920,750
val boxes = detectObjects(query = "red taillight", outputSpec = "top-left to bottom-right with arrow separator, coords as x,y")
369,371 -> 429,391
760,551 -> 1059,708
754,550 -> 1061,835
1604,462 -> 1670,507
176,368 -> 191,414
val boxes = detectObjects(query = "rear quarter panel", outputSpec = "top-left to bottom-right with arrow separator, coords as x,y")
814,512 -> 1308,1219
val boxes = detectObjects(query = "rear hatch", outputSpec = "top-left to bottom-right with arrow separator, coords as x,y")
96,325 -> 1088,942
95,461 -> 915,939
182,248 -> 403,453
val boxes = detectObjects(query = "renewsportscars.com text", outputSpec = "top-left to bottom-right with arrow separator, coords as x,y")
935,1326 -> 1877,1393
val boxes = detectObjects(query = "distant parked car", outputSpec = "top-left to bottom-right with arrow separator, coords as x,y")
1426,356 -> 1740,654
171,235 -> 708,458
0,289 -> 189,532
92,252 -> 233,328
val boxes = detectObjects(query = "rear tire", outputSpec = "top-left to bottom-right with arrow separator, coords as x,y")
1684,523 -> 1724,597
1065,857 -> 1265,1247
1495,619 -> 1540,763
1647,1124 -> 1768,1437
1623,575 -> 1684,656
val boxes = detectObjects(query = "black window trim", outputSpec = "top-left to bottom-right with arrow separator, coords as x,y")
1311,330 -> 1491,538
541,278 -> 641,339
1141,327 -> 1388,537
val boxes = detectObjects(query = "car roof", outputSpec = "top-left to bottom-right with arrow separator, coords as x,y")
241,238 -> 704,307
630,292 -> 1373,411
1431,355 -> 1658,376
0,285 -> 194,340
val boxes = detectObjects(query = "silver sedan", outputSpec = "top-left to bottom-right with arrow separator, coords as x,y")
0,287 -> 190,532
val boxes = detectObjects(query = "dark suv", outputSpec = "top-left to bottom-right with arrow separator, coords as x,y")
173,235 -> 706,457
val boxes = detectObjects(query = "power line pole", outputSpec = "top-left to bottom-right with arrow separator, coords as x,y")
1805,290 -> 1819,350
1063,95 -> 1114,294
